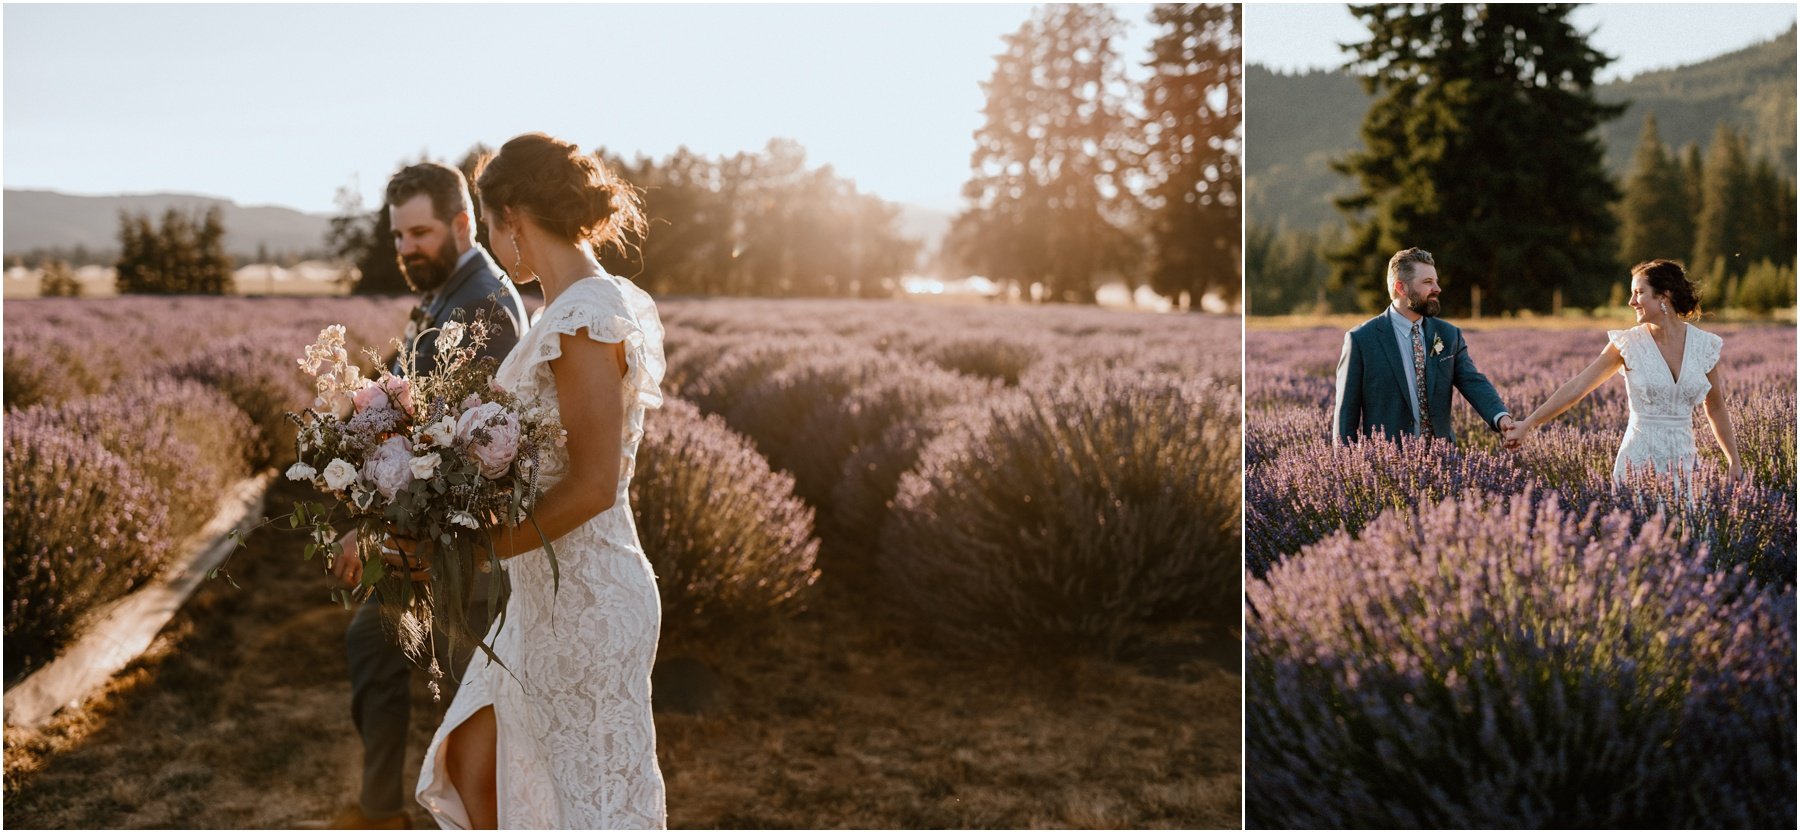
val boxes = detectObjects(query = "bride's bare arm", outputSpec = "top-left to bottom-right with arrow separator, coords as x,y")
1701,364 -> 1745,479
1517,342 -> 1625,431
489,332 -> 629,560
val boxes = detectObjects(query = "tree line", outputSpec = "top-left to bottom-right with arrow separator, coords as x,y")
1250,3 -> 1795,318
947,3 -> 1241,307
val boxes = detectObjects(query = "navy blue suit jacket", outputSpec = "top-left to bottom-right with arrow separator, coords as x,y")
1332,312 -> 1508,444
396,246 -> 527,377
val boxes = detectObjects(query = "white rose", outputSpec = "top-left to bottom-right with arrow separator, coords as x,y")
322,459 -> 358,492
410,452 -> 442,480
420,417 -> 457,449
285,462 -> 317,482
450,510 -> 482,530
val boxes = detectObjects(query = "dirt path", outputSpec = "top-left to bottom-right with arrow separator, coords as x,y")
4,478 -> 1240,828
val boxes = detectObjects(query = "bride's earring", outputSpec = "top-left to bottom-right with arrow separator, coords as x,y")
509,228 -> 532,280
1660,301 -> 1668,315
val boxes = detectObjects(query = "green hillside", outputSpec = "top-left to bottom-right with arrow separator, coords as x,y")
1248,24 -> 1797,231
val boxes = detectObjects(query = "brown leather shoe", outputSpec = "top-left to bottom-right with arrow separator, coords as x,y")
293,805 -> 411,829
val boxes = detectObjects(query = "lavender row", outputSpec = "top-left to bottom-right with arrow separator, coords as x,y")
1247,491 -> 1795,828
663,299 -> 1243,655
3,297 -> 413,677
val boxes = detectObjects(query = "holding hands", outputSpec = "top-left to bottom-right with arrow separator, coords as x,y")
1499,414 -> 1530,450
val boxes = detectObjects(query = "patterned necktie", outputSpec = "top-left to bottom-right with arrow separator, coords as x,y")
1412,320 -> 1433,438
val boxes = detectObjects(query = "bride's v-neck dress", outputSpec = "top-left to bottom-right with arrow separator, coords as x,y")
1605,323 -> 1723,484
416,275 -> 668,829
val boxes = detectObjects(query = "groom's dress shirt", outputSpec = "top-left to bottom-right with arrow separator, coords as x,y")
1386,303 -> 1424,432
1383,302 -> 1508,436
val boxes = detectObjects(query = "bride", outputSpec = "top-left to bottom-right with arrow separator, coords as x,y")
393,132 -> 667,828
1503,259 -> 1744,484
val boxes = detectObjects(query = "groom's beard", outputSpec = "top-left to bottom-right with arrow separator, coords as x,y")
399,237 -> 458,293
1407,294 -> 1442,318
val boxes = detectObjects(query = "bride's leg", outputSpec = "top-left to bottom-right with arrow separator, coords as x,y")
444,704 -> 498,829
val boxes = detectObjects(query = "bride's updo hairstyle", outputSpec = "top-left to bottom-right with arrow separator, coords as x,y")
475,132 -> 646,256
1632,259 -> 1701,320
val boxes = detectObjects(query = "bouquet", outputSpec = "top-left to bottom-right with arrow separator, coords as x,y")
279,316 -> 563,684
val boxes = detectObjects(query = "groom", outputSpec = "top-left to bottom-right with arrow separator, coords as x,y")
1332,247 -> 1515,445
301,162 -> 527,830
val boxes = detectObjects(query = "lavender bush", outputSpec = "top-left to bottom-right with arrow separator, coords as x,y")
879,374 -> 1241,655
2,296 -> 411,679
1246,491 -> 1795,829
4,424 -> 175,679
630,398 -> 821,645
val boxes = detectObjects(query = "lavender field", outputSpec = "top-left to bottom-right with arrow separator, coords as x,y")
4,295 -> 1242,828
1245,323 -> 1797,828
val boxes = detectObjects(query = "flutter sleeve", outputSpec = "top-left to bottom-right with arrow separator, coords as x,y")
1693,327 -> 1724,376
525,276 -> 666,411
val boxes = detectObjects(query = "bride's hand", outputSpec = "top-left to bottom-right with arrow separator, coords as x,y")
1727,461 -> 1746,482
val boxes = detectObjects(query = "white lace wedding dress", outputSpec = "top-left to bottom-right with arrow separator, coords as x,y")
416,275 -> 668,829
1606,323 -> 1723,484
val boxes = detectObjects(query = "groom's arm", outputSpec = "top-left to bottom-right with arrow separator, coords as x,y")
1332,331 -> 1364,446
1449,333 -> 1510,431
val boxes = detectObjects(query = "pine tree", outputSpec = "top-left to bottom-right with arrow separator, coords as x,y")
194,206 -> 234,294
1692,123 -> 1752,281
1329,3 -> 1624,313
953,4 -> 1139,304
1141,3 -> 1241,307
1617,113 -> 1693,268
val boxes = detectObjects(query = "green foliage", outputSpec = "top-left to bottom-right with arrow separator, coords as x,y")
950,4 -> 1140,304
114,207 -> 234,295
1140,3 -> 1242,305
600,140 -> 920,299
1616,113 -> 1695,268
1330,3 -> 1623,315
1735,258 -> 1797,314
37,259 -> 81,297
326,184 -> 406,295
1246,223 -> 1355,314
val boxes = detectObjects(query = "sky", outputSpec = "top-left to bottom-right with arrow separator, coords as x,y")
1246,2 -> 1797,80
4,2 -> 1154,216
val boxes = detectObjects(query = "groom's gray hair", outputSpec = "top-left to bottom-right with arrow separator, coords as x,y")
1387,247 -> 1435,299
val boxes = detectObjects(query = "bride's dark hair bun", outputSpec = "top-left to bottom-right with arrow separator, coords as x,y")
1632,259 -> 1701,320
475,132 -> 646,253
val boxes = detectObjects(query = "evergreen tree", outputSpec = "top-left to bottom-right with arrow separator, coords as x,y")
194,206 -> 235,294
113,208 -> 231,295
38,259 -> 81,298
1617,113 -> 1693,268
326,184 -> 406,294
1141,3 -> 1241,307
1692,123 -> 1752,280
1329,3 -> 1623,313
953,4 -> 1139,304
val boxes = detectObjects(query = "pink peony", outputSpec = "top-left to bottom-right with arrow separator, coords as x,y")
455,402 -> 521,479
377,373 -> 416,418
361,436 -> 415,500
351,379 -> 389,414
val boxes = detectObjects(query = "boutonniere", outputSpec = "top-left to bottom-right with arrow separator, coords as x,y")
1432,335 -> 1444,356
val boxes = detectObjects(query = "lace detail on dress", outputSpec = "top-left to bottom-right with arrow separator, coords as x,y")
1607,324 -> 1717,484
415,273 -> 668,829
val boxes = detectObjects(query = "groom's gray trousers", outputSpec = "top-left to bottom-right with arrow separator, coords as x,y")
346,571 -> 502,818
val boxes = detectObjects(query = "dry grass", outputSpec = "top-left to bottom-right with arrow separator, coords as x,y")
3,478 -> 1240,829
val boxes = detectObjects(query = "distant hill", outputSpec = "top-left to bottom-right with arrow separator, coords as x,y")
3,189 -> 335,261
1248,24 -> 1797,231
3,187 -> 954,266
